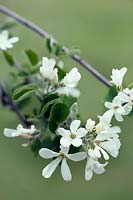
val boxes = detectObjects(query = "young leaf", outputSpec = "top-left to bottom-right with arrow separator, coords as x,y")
25,49 -> 39,66
46,37 -> 54,53
13,83 -> 37,101
3,51 -> 14,66
55,43 -> 64,56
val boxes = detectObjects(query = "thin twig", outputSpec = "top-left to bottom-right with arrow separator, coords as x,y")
0,5 -> 111,87
0,82 -> 30,126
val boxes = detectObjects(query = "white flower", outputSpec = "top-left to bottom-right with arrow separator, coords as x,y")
4,124 -> 36,138
118,88 -> 133,115
61,67 -> 81,88
87,125 -> 121,160
58,120 -> 87,148
110,67 -> 127,88
39,146 -> 86,181
96,129 -> 120,159
85,157 -> 108,181
104,96 -> 126,122
40,57 -> 58,84
0,30 -> 19,51
56,86 -> 80,98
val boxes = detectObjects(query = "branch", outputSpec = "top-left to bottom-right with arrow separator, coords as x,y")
0,5 -> 111,87
0,82 -> 30,126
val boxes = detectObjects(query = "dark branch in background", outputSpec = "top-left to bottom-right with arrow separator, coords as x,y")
0,82 -> 30,126
0,5 -> 111,88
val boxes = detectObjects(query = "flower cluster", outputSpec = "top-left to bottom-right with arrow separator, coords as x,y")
38,67 -> 132,181
39,57 -> 81,98
1,30 -> 132,182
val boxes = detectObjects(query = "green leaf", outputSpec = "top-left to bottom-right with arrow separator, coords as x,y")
56,67 -> 66,80
39,98 -> 60,117
63,95 -> 77,108
105,85 -> 118,102
25,49 -> 39,66
39,94 -> 60,118
13,83 -> 37,101
55,43 -> 64,56
3,51 -> 14,66
46,37 -> 54,53
49,103 -> 70,132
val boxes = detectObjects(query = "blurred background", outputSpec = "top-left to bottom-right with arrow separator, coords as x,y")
0,0 -> 133,199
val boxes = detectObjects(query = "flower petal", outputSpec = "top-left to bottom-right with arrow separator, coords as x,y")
70,120 -> 81,133
105,102 -> 113,109
85,160 -> 93,181
123,104 -> 132,115
61,158 -> 72,181
8,37 -> 19,44
60,137 -> 71,147
4,128 -> 19,137
39,148 -> 59,159
115,112 -> 123,122
42,157 -> 62,178
60,146 -> 70,154
100,140 -> 120,158
100,109 -> 114,124
57,128 -> 70,137
93,162 -> 108,174
71,138 -> 82,147
68,152 -> 86,161
76,128 -> 87,138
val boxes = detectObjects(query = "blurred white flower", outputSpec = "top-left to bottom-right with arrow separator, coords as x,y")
104,96 -> 126,122
61,67 -> 81,88
4,124 -> 36,138
110,67 -> 127,88
40,57 -> 58,84
0,30 -> 19,51
85,157 -> 108,181
39,146 -> 86,181
58,120 -> 87,148
56,86 -> 80,98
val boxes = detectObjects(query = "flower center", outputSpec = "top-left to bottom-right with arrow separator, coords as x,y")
70,133 -> 76,139
60,152 -> 65,158
114,105 -> 119,110
95,140 -> 101,145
